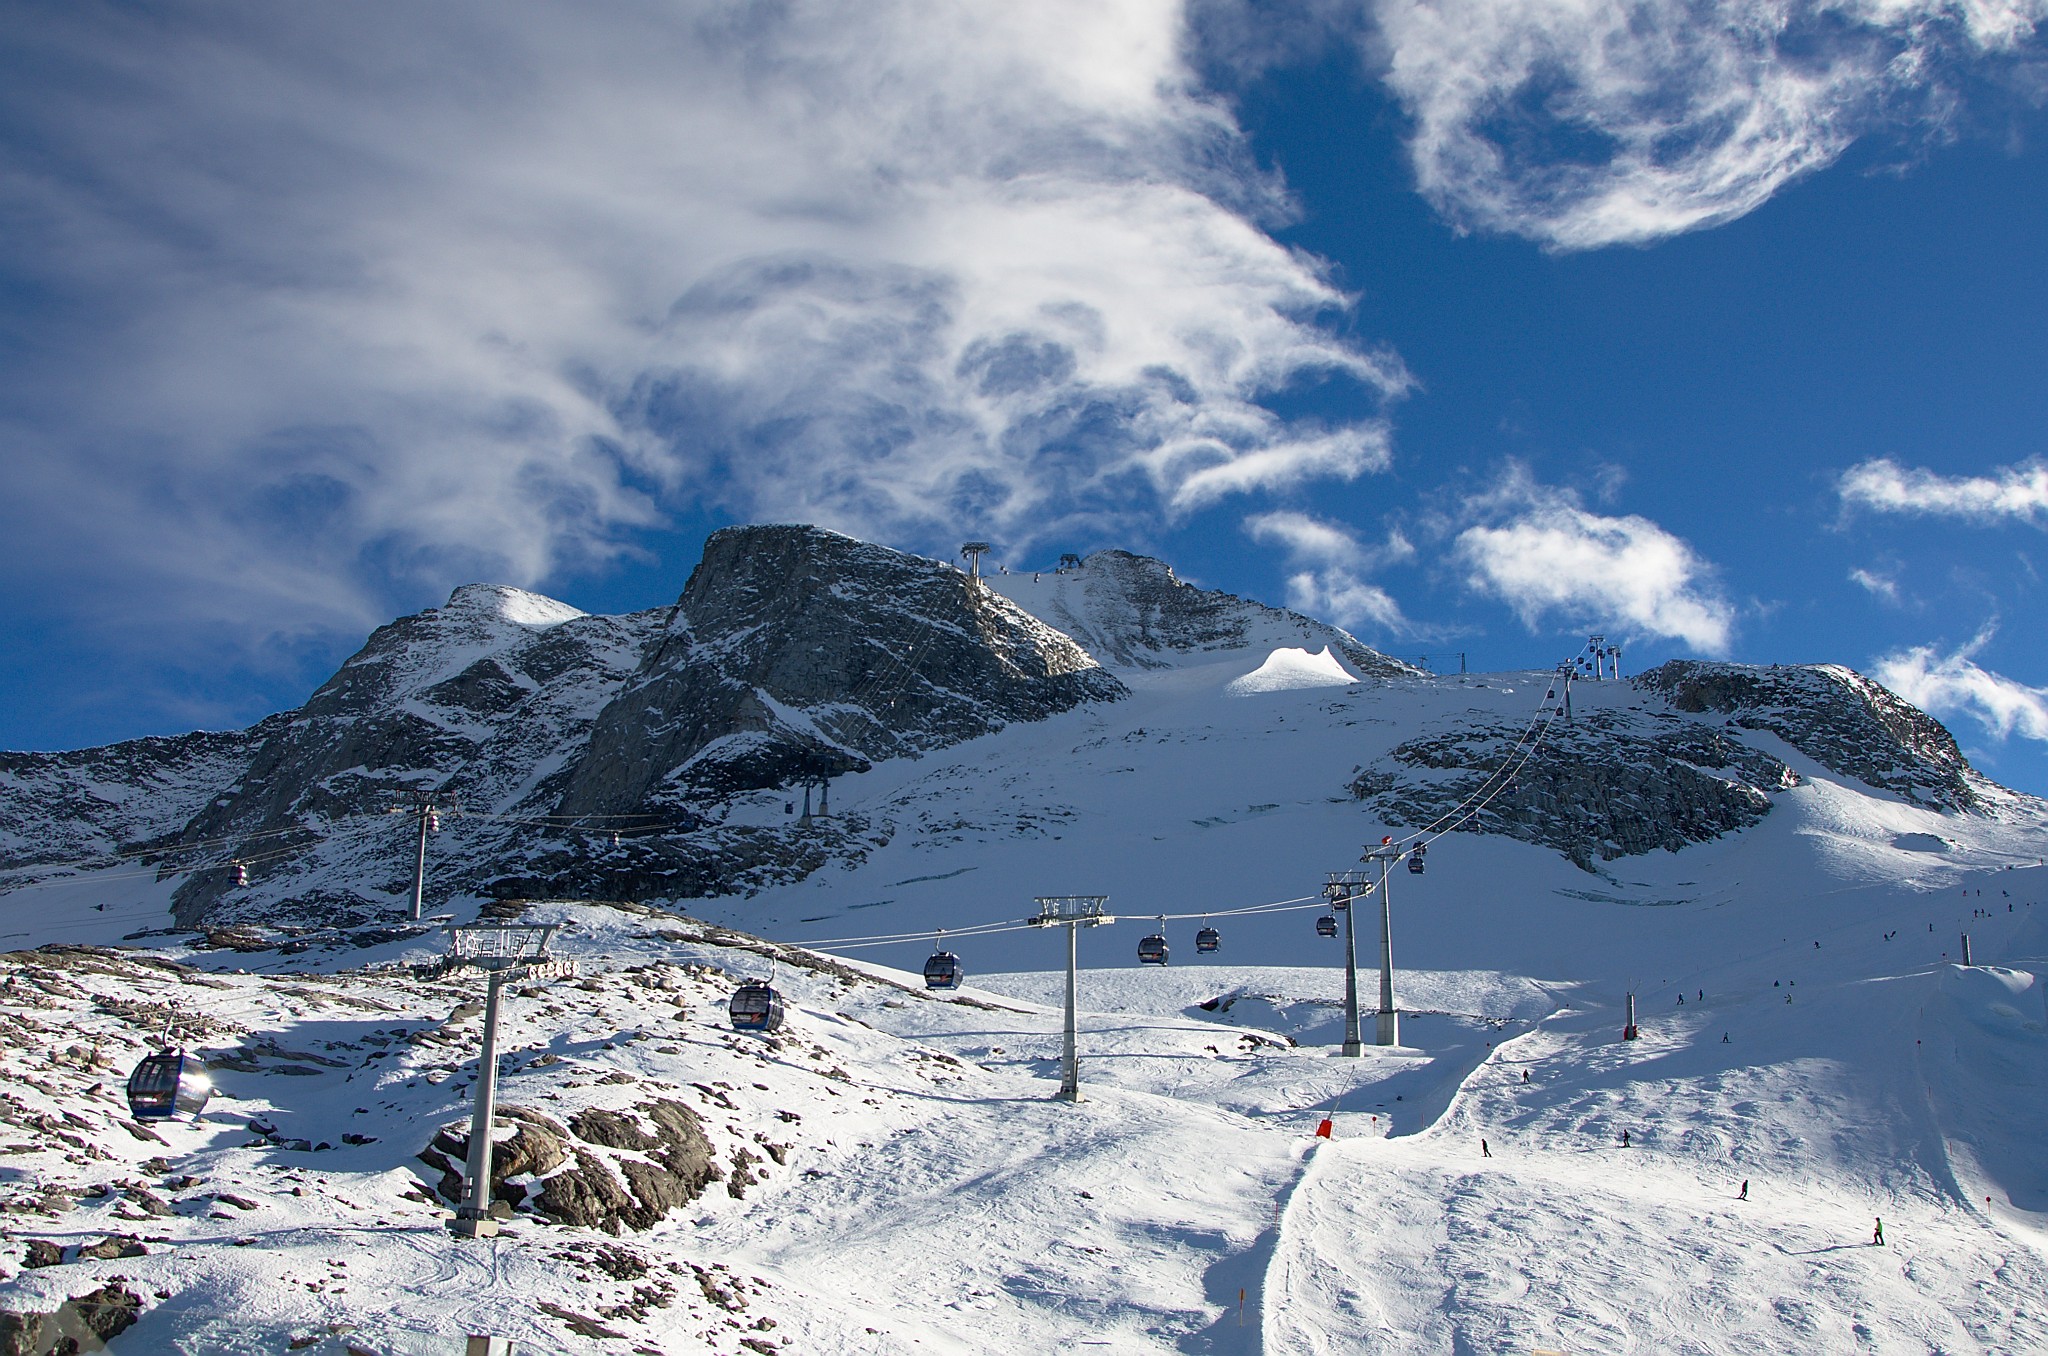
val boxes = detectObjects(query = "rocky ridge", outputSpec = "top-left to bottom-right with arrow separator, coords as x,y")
1352,660 -> 2001,871
3,527 -> 1149,929
989,549 -> 1416,676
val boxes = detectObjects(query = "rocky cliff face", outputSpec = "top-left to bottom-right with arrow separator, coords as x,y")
1633,661 -> 1982,812
555,525 -> 1123,817
989,550 -> 1415,676
1354,704 -> 1797,871
0,718 -> 285,868
166,585 -> 668,925
1351,661 -> 1992,871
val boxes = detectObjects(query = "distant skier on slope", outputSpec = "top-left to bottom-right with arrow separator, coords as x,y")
1621,1129 -> 1631,1148
1738,1180 -> 1748,1200
1872,1218 -> 1884,1246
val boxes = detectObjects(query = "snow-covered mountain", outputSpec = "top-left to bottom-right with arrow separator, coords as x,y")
1,524 -> 2044,1353
7,524 -> 2004,938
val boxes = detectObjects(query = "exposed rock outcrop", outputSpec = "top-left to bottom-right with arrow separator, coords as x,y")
556,525 -> 1124,817
1633,661 -> 1982,811
421,1098 -> 719,1235
0,1282 -> 143,1354
1355,707 -> 1797,870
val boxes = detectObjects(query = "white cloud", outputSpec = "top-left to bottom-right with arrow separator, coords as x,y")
1455,469 -> 1734,651
1244,510 -> 1368,567
1372,0 -> 2048,249
1839,457 -> 2048,522
1243,509 -> 1411,633
0,2 -> 1407,654
1875,629 -> 2048,741
1848,566 -> 1902,603
1284,570 -> 1408,633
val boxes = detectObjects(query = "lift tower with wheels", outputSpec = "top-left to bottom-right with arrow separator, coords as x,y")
1027,896 -> 1114,1101
1355,839 -> 1412,1046
1323,871 -> 1375,1056
439,922 -> 574,1238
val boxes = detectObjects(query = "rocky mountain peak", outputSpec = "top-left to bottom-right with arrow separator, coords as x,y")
554,523 -> 1125,817
988,548 -> 1415,675
441,583 -> 587,628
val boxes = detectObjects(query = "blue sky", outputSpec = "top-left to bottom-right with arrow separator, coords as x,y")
5,2 -> 2048,789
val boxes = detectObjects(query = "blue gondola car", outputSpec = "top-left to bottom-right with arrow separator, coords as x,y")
1137,933 -> 1169,965
126,1050 -> 213,1122
1195,926 -> 1220,954
1409,843 -> 1427,875
1315,914 -> 1339,938
729,981 -> 785,1033
923,950 -> 964,990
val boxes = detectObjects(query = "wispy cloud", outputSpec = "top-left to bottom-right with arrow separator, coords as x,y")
1875,627 -> 2048,741
1454,467 -> 1735,652
1838,457 -> 2048,522
0,2 -> 1406,657
1849,567 -> 1902,603
1371,0 -> 2047,249
1243,509 -> 1412,634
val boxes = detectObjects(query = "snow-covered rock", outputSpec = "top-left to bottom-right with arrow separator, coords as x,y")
989,548 -> 1414,676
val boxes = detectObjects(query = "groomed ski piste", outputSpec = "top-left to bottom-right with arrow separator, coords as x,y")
2,627 -> 2045,1351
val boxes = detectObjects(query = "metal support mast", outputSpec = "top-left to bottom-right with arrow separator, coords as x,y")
1357,844 -> 1405,1046
1027,896 -> 1113,1101
1325,873 -> 1374,1057
1376,858 -> 1399,1046
391,795 -> 445,923
442,923 -> 570,1239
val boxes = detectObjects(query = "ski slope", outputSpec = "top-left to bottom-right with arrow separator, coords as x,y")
0,646 -> 2044,1351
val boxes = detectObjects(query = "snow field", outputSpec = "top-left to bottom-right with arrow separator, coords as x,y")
3,648 -> 2047,1350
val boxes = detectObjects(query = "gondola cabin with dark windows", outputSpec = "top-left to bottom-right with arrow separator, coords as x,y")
125,1049 -> 213,1121
1137,933 -> 1169,966
1195,926 -> 1220,954
1315,914 -> 1339,938
923,949 -> 964,990
1409,844 -> 1427,875
728,980 -> 785,1033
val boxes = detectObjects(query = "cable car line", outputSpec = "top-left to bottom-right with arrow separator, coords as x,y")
1381,670 -> 1574,854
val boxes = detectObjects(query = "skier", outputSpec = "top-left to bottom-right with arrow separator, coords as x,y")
1621,1129 -> 1631,1148
1722,1033 -> 1730,1043
1738,1180 -> 1748,1201
1481,1139 -> 1490,1158
1872,1218 -> 1885,1246
1677,994 -> 1684,1005
1522,1070 -> 1530,1084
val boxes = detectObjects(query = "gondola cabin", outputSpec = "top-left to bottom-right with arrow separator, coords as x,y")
1315,914 -> 1339,938
1408,846 -> 1427,875
1195,926 -> 1220,954
125,1050 -> 213,1121
923,950 -> 964,990
1137,933 -> 1169,966
728,981 -> 785,1033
